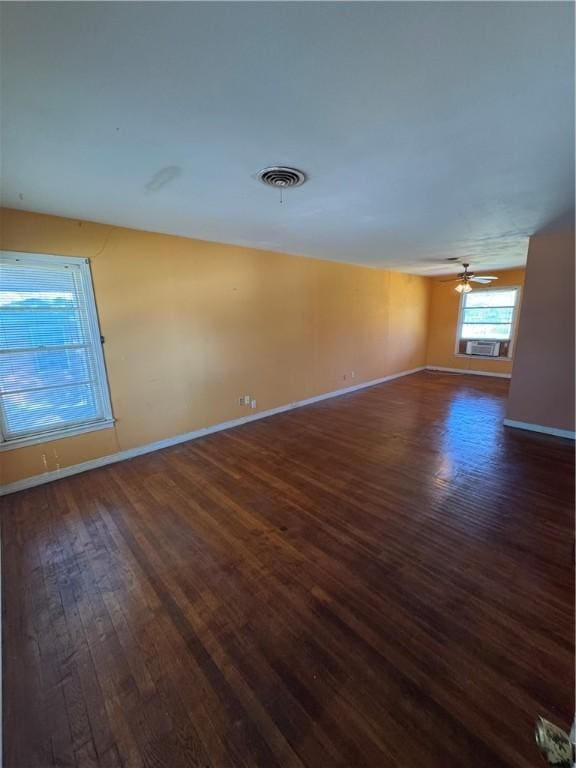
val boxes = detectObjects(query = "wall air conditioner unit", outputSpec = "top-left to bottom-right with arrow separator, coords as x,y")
466,341 -> 501,357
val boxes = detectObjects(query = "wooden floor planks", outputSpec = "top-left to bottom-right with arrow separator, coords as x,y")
2,371 -> 574,767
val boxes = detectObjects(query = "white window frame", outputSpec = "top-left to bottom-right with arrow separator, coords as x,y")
455,285 -> 521,360
0,251 -> 114,450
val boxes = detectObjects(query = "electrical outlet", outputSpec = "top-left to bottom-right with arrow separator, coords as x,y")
250,399 -> 257,409
351,371 -> 355,379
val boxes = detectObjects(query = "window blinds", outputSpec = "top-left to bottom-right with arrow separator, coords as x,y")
0,252 -> 113,444
460,288 -> 518,341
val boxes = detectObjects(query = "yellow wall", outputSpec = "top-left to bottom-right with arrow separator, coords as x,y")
0,208 -> 431,486
426,267 -> 526,375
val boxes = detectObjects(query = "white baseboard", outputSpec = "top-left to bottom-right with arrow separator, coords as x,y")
1,366 -> 425,497
426,366 -> 511,379
503,418 -> 576,440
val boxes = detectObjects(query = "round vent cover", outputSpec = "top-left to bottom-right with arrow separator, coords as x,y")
257,166 -> 306,188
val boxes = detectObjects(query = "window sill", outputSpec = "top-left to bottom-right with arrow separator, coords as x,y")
0,419 -> 115,452
454,354 -> 512,361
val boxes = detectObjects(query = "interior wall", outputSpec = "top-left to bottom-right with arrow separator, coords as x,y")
0,208 -> 431,485
426,267 -> 526,375
506,231 -> 575,433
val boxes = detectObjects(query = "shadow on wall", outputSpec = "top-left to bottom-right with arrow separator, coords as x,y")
506,221 -> 575,435
533,208 -> 575,235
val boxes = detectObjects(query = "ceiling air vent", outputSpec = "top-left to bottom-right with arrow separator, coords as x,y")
257,166 -> 306,188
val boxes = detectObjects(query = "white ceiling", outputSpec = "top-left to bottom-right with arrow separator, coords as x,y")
1,2 -> 574,275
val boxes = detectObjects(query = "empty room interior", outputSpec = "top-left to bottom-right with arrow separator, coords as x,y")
0,2 -> 574,767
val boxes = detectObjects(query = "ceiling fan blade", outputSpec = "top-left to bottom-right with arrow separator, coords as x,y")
440,278 -> 461,282
470,276 -> 498,283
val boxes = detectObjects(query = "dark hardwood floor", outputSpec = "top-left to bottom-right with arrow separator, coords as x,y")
2,371 -> 574,768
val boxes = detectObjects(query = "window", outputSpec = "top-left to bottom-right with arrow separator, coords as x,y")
0,251 -> 113,447
457,287 -> 519,348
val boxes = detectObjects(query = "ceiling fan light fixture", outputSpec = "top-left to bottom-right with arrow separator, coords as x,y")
442,263 -> 496,291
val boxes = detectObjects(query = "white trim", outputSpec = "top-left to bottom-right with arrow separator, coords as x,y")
454,353 -> 512,362
503,418 -> 576,440
0,250 -> 88,267
0,366 -> 425,496
83,256 -> 115,423
0,418 -> 115,451
426,366 -> 511,379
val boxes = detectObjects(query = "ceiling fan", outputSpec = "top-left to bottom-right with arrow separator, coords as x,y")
441,263 -> 499,293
